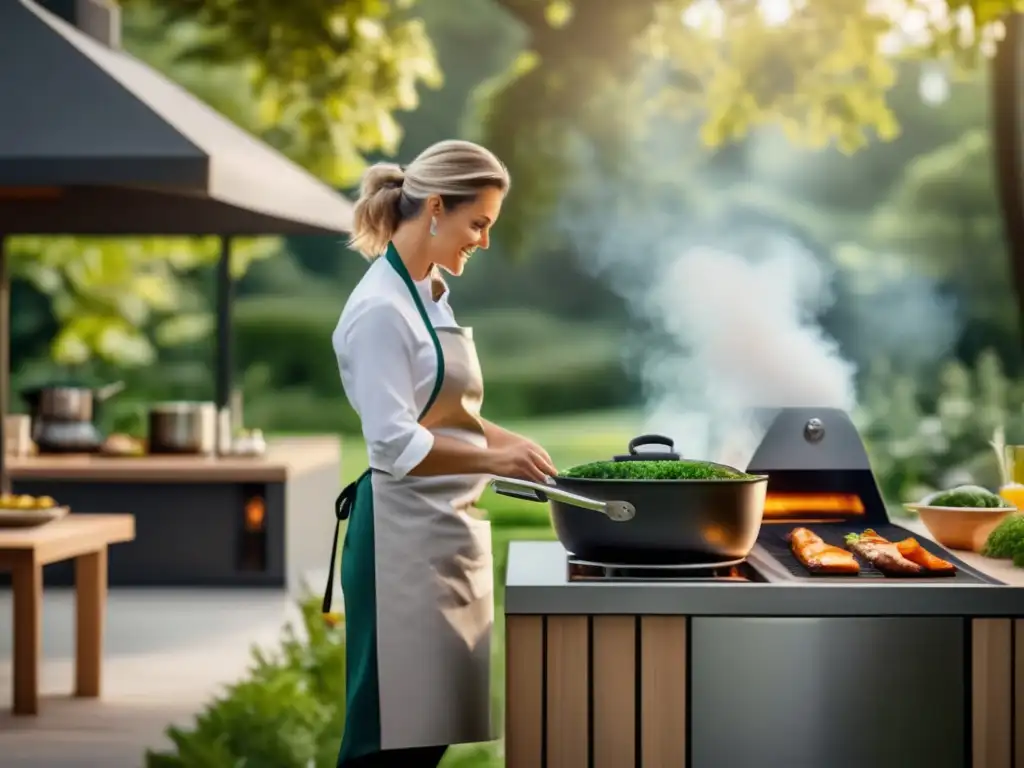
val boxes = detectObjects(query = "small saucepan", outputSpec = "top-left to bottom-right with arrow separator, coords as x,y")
21,381 -> 126,423
491,434 -> 769,565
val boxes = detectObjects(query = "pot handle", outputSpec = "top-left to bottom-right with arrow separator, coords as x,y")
490,477 -> 636,522
613,433 -> 681,462
627,434 -> 680,458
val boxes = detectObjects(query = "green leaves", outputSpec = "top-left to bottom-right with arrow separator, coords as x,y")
476,0 -> 1024,248
122,0 -> 442,187
145,596 -> 348,768
8,236 -> 279,367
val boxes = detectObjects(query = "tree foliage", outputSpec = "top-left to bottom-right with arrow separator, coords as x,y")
14,0 -> 1021,365
121,0 -> 442,186
474,0 -> 1016,249
98,0 -> 1019,256
8,236 -> 277,367
869,128 -> 1020,358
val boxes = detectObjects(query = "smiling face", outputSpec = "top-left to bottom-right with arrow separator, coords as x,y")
425,186 -> 504,277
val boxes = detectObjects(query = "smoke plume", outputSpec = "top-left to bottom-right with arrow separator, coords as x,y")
555,126 -> 955,467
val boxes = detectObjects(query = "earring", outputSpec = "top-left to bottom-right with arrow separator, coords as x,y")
429,216 -> 438,237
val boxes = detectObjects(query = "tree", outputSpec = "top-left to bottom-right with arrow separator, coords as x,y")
132,0 -> 1019,255
482,0 -> 1019,248
869,129 -> 1022,366
122,0 -> 442,186
25,0 -> 1019,366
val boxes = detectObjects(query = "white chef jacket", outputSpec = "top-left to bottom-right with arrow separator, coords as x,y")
334,257 -> 458,480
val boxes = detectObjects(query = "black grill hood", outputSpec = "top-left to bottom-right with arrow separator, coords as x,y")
746,407 -> 873,472
0,0 -> 354,236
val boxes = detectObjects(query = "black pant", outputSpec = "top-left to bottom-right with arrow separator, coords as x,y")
341,745 -> 448,768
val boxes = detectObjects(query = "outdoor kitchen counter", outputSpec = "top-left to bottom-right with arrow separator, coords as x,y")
504,540 -> 1024,616
5,436 -> 339,483
504,539 -> 1024,768
4,437 -> 342,590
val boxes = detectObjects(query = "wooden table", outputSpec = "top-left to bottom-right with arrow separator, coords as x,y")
0,514 -> 135,715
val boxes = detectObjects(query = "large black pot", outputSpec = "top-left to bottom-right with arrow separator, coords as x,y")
492,435 -> 769,565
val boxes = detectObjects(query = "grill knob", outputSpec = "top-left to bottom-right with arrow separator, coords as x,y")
804,418 -> 825,443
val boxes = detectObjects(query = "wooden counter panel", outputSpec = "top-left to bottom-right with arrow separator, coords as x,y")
5,436 -> 340,483
640,616 -> 687,768
504,614 -> 689,768
969,618 -> 1024,768
972,619 -> 1012,768
592,615 -> 637,768
506,615 -> 544,768
546,615 -> 589,767
1017,620 -> 1024,768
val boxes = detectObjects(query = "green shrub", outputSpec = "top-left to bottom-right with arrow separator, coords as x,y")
145,597 -> 347,768
860,350 -> 1024,507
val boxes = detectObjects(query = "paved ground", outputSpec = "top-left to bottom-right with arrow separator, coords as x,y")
0,587 -> 301,767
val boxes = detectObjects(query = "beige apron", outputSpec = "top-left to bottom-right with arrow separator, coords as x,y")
328,246 -> 495,762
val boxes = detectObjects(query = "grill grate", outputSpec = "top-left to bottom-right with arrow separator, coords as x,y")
757,523 -> 995,583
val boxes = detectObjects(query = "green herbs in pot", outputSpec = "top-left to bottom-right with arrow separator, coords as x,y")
927,485 -> 1013,509
560,460 -> 754,481
982,514 -> 1024,562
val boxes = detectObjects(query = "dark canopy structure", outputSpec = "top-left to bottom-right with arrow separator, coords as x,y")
0,0 -> 357,489
0,0 -> 354,235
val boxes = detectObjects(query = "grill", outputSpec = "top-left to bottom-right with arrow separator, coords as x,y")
755,523 -> 997,583
746,407 -> 1003,585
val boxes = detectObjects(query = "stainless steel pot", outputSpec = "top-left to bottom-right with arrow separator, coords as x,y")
491,434 -> 769,565
21,381 -> 125,422
148,402 -> 216,455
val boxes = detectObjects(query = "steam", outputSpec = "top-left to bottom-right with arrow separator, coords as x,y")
555,127 -> 956,467
641,242 -> 856,465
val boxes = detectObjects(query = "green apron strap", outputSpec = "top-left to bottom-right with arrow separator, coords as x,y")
384,242 -> 445,418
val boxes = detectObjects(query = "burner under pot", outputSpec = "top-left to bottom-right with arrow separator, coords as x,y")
567,555 -> 765,583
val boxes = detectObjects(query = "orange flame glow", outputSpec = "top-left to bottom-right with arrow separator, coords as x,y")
244,496 -> 265,531
763,493 -> 865,518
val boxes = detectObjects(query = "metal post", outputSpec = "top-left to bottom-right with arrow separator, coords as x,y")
0,235 -> 9,494
215,236 -> 234,454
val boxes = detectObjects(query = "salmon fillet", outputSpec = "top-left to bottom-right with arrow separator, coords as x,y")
788,527 -> 860,574
895,537 -> 956,574
844,529 -> 923,575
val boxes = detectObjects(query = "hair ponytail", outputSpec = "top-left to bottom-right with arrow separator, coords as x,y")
348,163 -> 405,259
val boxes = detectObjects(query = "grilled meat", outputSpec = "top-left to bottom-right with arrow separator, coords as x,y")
788,527 -> 861,574
895,537 -> 956,574
844,529 -> 923,575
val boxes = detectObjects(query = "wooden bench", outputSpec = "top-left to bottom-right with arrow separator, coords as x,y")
0,514 -> 135,715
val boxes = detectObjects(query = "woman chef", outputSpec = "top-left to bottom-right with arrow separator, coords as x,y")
324,139 -> 558,768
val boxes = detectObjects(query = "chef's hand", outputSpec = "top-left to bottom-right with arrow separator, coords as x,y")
518,437 -> 554,471
490,441 -> 557,483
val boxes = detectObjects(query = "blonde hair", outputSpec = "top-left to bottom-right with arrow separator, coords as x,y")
348,139 -> 510,259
